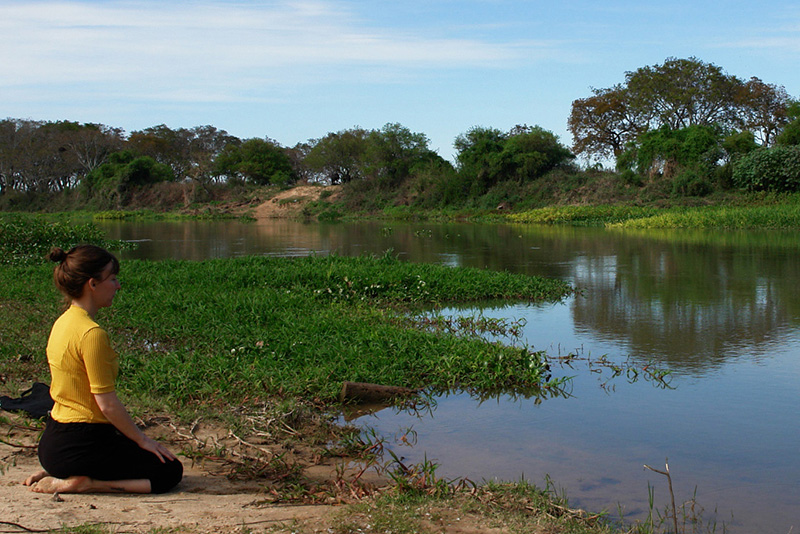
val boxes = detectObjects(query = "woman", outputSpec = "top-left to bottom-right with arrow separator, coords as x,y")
25,244 -> 183,494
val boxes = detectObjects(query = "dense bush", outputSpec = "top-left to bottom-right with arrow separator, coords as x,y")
732,146 -> 800,192
83,150 -> 173,208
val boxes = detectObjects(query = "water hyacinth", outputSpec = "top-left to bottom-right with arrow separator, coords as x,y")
0,213 -> 134,265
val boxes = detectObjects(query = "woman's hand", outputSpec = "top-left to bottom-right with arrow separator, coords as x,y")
137,435 -> 177,463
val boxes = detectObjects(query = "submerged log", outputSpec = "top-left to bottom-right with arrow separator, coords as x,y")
339,381 -> 417,404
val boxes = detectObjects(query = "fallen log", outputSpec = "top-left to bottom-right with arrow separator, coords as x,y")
339,381 -> 417,404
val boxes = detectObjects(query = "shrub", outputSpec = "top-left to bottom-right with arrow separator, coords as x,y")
732,146 -> 800,192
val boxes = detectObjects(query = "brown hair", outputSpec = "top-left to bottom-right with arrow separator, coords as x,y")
49,245 -> 120,300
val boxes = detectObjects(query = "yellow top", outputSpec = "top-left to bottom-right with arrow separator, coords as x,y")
46,305 -> 118,423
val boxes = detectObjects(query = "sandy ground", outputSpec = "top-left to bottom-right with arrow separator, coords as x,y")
1,412 -> 509,534
0,413 -> 344,534
253,186 -> 340,219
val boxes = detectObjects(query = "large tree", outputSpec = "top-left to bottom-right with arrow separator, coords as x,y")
737,78 -> 795,146
570,57 -> 797,165
568,85 -> 646,159
624,57 -> 743,130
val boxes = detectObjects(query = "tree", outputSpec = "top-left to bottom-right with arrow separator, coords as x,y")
84,150 -> 173,207
775,102 -> 800,146
455,125 -> 573,194
57,121 -> 124,174
624,57 -> 743,130
737,78 -> 794,146
568,85 -> 646,159
129,124 -> 193,180
214,138 -> 295,186
619,125 -> 723,181
733,146 -> 800,192
364,123 -> 439,188
501,125 -> 574,182
304,128 -> 370,184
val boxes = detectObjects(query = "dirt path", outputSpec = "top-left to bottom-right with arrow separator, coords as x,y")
253,185 -> 339,219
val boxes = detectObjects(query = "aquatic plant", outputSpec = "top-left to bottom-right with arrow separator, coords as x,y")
0,213 -> 133,265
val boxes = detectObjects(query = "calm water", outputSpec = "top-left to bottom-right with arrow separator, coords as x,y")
100,219 -> 800,533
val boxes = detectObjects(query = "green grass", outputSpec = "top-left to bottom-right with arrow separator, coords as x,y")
508,198 -> 800,229
0,248 -> 573,410
0,213 -> 134,265
509,205 -> 660,226
608,203 -> 800,229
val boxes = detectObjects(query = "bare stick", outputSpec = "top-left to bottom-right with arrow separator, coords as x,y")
644,458 -> 678,534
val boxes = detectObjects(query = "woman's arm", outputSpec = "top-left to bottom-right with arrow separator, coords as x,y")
93,391 -> 177,463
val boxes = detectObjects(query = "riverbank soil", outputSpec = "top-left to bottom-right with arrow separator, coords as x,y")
0,413 -> 336,533
253,185 -> 340,219
0,412 -> 531,533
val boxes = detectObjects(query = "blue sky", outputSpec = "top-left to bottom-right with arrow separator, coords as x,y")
2,0 -> 799,162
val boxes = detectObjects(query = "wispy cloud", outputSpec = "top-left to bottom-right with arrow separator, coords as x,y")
0,0 -> 557,102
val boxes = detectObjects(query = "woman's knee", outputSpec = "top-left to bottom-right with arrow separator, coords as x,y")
150,458 -> 183,494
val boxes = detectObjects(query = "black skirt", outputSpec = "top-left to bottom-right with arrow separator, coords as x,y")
38,417 -> 183,494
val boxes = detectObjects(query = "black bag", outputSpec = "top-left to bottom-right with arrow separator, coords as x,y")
0,382 -> 54,419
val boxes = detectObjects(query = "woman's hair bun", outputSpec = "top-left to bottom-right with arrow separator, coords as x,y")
48,247 -> 68,263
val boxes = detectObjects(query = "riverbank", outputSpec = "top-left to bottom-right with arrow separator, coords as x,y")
1,215 -> 637,533
58,183 -> 800,230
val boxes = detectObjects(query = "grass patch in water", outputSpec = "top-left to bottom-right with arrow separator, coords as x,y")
608,203 -> 800,229
510,205 -> 660,226
0,251 -> 573,408
0,213 -> 134,265
509,199 -> 800,229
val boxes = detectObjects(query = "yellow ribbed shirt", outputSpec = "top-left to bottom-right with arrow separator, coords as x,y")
46,305 -> 119,423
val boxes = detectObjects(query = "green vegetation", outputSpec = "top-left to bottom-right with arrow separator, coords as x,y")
0,214 -> 572,408
506,197 -> 800,229
4,56 -> 797,217
0,213 -> 133,265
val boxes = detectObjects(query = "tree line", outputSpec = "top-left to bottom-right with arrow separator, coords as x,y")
569,57 -> 800,195
2,57 -> 799,211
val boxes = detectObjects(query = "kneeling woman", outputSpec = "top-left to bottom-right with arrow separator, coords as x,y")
25,245 -> 182,494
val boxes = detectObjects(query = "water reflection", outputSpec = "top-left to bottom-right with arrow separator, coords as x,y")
99,219 -> 800,533
102,219 -> 800,374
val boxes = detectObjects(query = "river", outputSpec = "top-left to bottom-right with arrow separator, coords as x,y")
100,219 -> 800,533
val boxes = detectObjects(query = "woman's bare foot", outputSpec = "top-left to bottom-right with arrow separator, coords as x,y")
29,475 -> 93,494
23,469 -> 48,487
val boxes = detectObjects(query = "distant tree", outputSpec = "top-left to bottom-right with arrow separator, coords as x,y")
304,128 -> 370,184
455,124 -> 572,194
214,138 -> 295,186
568,85 -> 647,159
188,126 -> 238,176
129,124 -> 193,180
0,119 -> 92,194
775,102 -> 800,146
501,125 -> 574,182
84,150 -> 173,207
737,78 -> 794,146
364,123 -> 439,188
56,121 -> 124,174
624,57 -> 743,130
0,119 -> 33,194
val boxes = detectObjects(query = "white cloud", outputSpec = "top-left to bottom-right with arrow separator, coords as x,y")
0,0 -> 553,98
